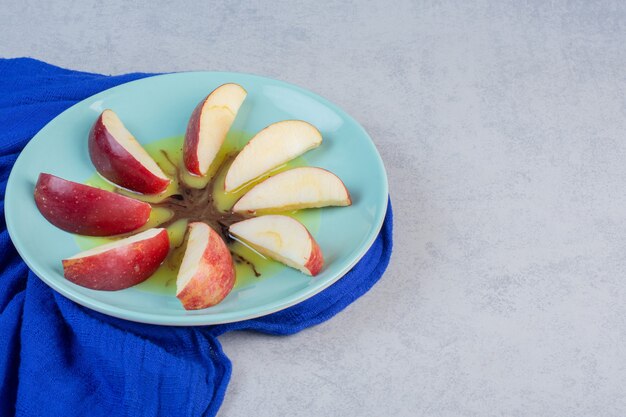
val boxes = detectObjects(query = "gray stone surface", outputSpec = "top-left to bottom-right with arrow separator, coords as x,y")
3,0 -> 626,415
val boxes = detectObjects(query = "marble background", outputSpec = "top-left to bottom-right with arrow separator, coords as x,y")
3,1 -> 626,415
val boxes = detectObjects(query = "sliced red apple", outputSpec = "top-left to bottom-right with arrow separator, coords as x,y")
232,167 -> 351,214
224,120 -> 322,191
34,173 -> 151,236
89,109 -> 170,194
62,228 -> 169,291
183,84 -> 247,176
176,222 -> 235,310
229,215 -> 323,276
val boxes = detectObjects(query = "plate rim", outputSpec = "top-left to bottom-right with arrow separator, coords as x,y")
5,71 -> 389,326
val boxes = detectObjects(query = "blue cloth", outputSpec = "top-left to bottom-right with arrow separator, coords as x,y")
0,58 -> 393,417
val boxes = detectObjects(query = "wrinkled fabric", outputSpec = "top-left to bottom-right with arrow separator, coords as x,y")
0,58 -> 393,417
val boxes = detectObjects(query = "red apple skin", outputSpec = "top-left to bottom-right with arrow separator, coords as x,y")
305,237 -> 324,276
62,229 -> 170,291
89,113 -> 170,194
34,173 -> 151,236
183,100 -> 204,176
177,224 -> 236,310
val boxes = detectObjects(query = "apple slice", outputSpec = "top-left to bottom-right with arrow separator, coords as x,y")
183,84 -> 247,176
89,109 -> 170,194
230,215 -> 323,275
224,120 -> 322,191
232,167 -> 351,214
176,222 -> 235,310
62,228 -> 169,291
34,173 -> 151,236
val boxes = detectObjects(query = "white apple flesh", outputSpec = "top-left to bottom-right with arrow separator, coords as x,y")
89,110 -> 171,194
224,120 -> 322,192
176,222 -> 236,310
229,215 -> 323,276
232,167 -> 351,214
183,84 -> 247,176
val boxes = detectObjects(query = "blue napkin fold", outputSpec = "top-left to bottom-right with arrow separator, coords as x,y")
0,58 -> 393,417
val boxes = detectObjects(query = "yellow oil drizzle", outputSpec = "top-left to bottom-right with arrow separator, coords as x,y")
76,130 -> 321,295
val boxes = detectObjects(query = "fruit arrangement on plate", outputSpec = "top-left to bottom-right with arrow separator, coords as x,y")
33,83 -> 352,310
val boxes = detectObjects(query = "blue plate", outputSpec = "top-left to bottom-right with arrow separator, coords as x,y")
5,72 -> 388,325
